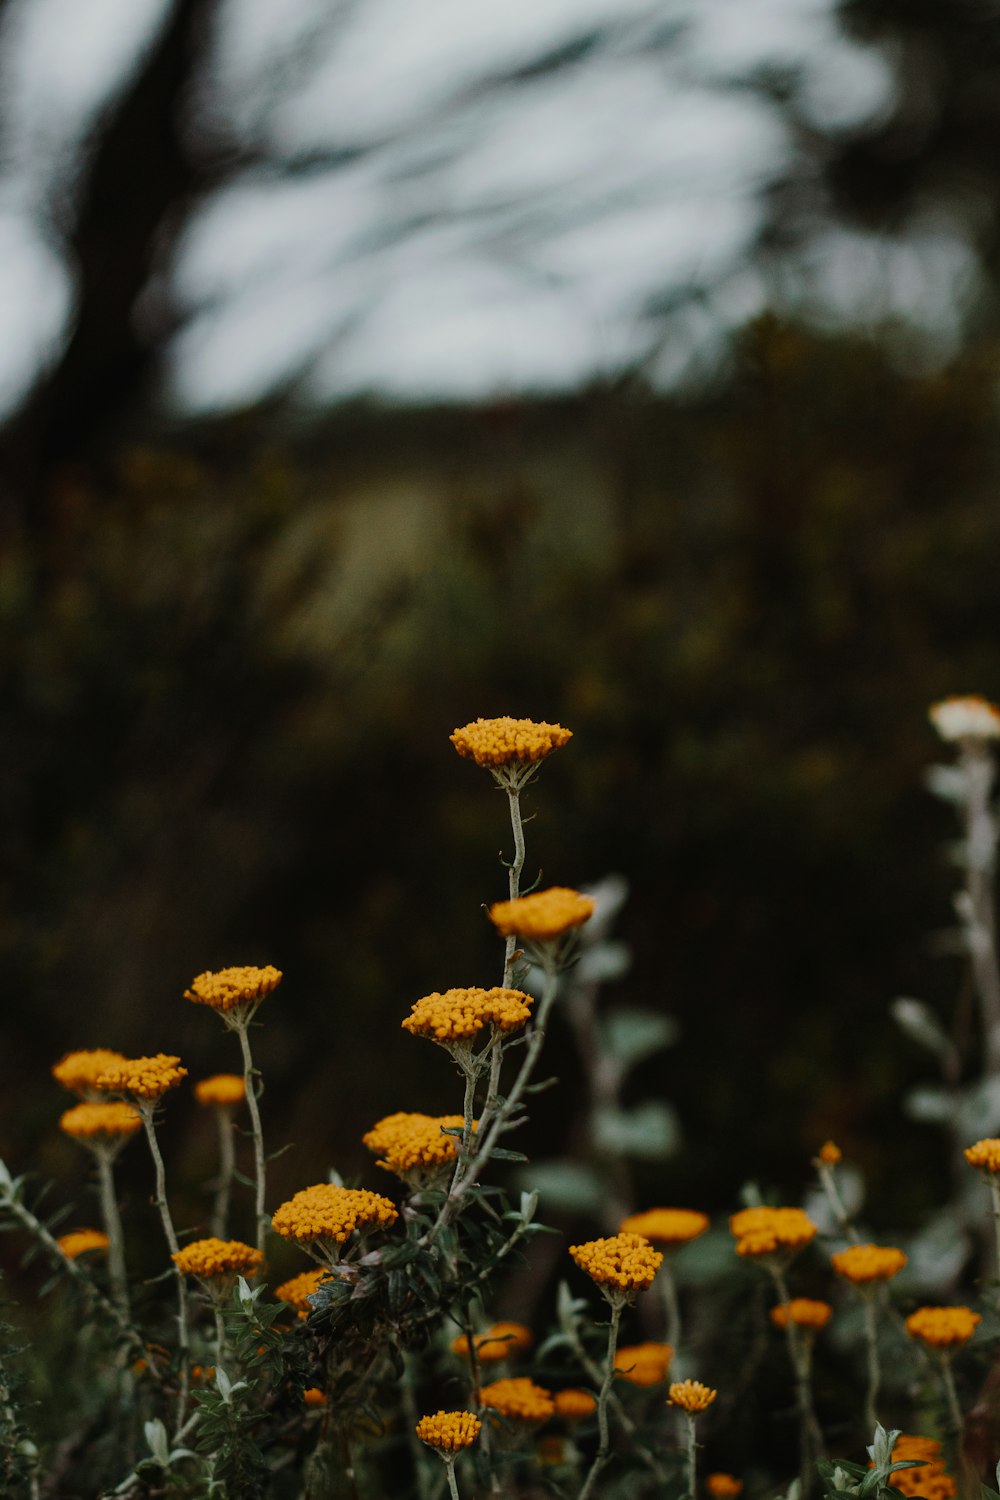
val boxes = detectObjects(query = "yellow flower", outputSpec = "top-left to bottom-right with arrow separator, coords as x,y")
450,717 -> 572,769
363,1112 -> 471,1178
619,1208 -> 709,1245
185,964 -> 282,1022
401,987 -> 532,1044
480,1377 -> 555,1423
769,1299 -> 833,1332
95,1055 -> 188,1102
57,1229 -> 110,1259
489,887 -> 595,942
904,1306 -> 981,1349
964,1138 -> 1000,1173
818,1141 -> 842,1165
60,1101 -> 142,1142
194,1074 -> 246,1108
668,1379 -> 717,1414
880,1437 -> 956,1500
569,1233 -> 663,1294
304,1387 -> 327,1407
52,1049 -> 128,1097
416,1410 -> 482,1452
171,1238 -> 265,1280
273,1268 -> 330,1315
614,1342 -> 673,1386
553,1388 -> 597,1419
450,1322 -> 533,1361
831,1244 -> 907,1285
271,1184 -> 398,1247
729,1207 -> 817,1258
706,1475 -> 743,1498
929,696 -> 1000,743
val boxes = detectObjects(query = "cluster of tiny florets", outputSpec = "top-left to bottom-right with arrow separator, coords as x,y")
450,717 -> 572,768
52,1049 -> 128,1097
569,1233 -> 663,1293
363,1111 -> 469,1175
60,1101 -> 142,1141
184,965 -> 282,1014
415,1410 -> 482,1452
668,1379 -> 717,1413
769,1299 -> 833,1331
450,1322 -> 533,1361
553,1388 -> 597,1419
402,987 -> 533,1043
619,1208 -> 709,1245
964,1138 -> 1000,1173
831,1244 -> 907,1284
929,696 -> 1000,743
480,1377 -> 555,1423
818,1140 -> 842,1165
273,1268 -> 330,1315
730,1207 -> 818,1258
271,1185 -> 398,1245
882,1437 -> 956,1500
904,1306 -> 981,1348
194,1074 -> 246,1107
488,887 -> 595,941
614,1342 -> 673,1385
95,1055 -> 188,1101
57,1229 -> 110,1259
171,1238 -> 265,1280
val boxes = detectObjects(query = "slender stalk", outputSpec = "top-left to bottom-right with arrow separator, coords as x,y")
861,1293 -> 881,1435
659,1258 -> 681,1353
770,1266 -> 824,1493
561,1304 -> 666,1483
939,1354 -> 963,1437
236,1020 -> 267,1254
818,1162 -> 859,1243
577,1299 -> 623,1500
140,1107 -> 190,1429
502,785 -> 526,989
988,1177 -> 1000,1282
210,1105 -> 236,1240
95,1146 -> 130,1316
959,745 -> 1000,1073
444,1457 -> 461,1500
684,1411 -> 698,1500
214,1303 -> 227,1364
459,1303 -> 501,1499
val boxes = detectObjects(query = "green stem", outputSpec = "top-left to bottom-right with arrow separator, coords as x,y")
563,1307 -> 665,1483
444,1456 -> 461,1500
95,1146 -> 129,1316
659,1258 -> 681,1354
237,1021 -> 267,1254
770,1265 -> 824,1492
939,1354 -> 963,1437
988,1177 -> 1000,1284
210,1105 -> 236,1240
577,1299 -> 623,1500
140,1107 -> 190,1431
214,1303 -> 227,1365
862,1293 -> 881,1435
684,1411 -> 698,1500
818,1162 -> 859,1243
502,786 -> 526,989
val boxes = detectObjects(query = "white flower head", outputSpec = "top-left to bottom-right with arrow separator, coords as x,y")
929,696 -> 1000,744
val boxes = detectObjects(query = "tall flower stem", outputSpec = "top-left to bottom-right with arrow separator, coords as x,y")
958,744 -> 1000,1073
139,1107 -> 190,1429
683,1411 -> 698,1500
236,1019 -> 267,1254
501,781 -> 528,988
939,1354 -> 963,1436
769,1266 -> 824,1494
659,1258 -> 682,1354
861,1293 -> 881,1435
577,1298 -> 623,1500
95,1147 -> 130,1316
210,1106 -> 236,1240
443,1456 -> 462,1500
988,1177 -> 1000,1283
460,1303 -> 501,1499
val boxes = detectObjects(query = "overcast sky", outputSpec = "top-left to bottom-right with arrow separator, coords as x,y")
1,0 -> 968,419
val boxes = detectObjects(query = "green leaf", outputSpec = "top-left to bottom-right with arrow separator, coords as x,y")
521,1161 -> 605,1213
602,1008 -> 678,1068
593,1101 -> 680,1160
891,998 -> 952,1057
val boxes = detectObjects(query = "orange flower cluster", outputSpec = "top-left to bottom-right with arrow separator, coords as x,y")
402,987 -> 533,1043
881,1437 -> 956,1500
619,1208 -> 708,1245
730,1207 -> 817,1258
451,1322 -> 533,1361
488,888 -> 595,942
553,1388 -> 597,1419
450,717 -> 572,769
363,1112 -> 469,1176
194,1074 -> 246,1108
416,1410 -> 482,1452
52,1049 -> 127,1097
60,1102 -> 142,1142
831,1244 -> 907,1285
271,1184 -> 398,1245
929,696 -> 1000,743
904,1306 -> 981,1349
185,965 -> 282,1016
171,1238 -> 265,1280
614,1342 -> 673,1386
706,1476 -> 743,1498
481,1377 -> 555,1423
668,1380 -> 717,1414
818,1141 -> 842,1165
96,1055 -> 188,1102
304,1388 -> 327,1407
273,1268 -> 330,1315
769,1299 -> 833,1332
569,1233 -> 663,1294
964,1138 -> 1000,1173
57,1229 -> 109,1259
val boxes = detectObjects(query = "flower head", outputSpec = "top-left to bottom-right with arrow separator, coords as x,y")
965,1138 -> 1000,1173
402,987 -> 532,1044
57,1229 -> 109,1259
729,1207 -> 817,1259
416,1411 -> 482,1453
929,696 -> 1000,744
614,1342 -> 673,1386
95,1055 -> 188,1102
569,1233 -> 663,1295
489,887 -> 595,942
194,1074 -> 246,1108
619,1208 -> 709,1246
52,1049 -> 128,1098
451,1322 -> 533,1362
831,1243 -> 907,1285
706,1476 -> 743,1498
171,1238 -> 264,1281
271,1184 -> 397,1250
60,1101 -> 142,1144
450,717 -> 572,769
363,1111 -> 470,1180
818,1141 -> 842,1165
905,1306 -> 981,1349
881,1437 -> 956,1500
554,1388 -> 597,1420
184,965 -> 282,1023
769,1299 -> 833,1332
304,1388 -> 327,1407
481,1377 -> 555,1423
668,1380 -> 717,1414
273,1268 -> 330,1316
